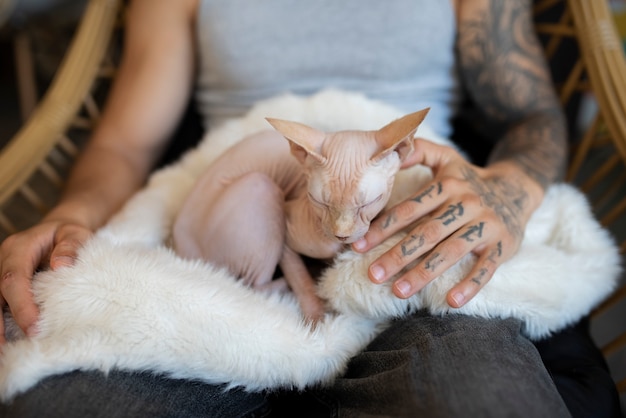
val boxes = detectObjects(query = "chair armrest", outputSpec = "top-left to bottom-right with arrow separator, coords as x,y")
0,0 -> 122,207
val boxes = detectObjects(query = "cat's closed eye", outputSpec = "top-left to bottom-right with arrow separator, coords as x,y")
359,194 -> 383,209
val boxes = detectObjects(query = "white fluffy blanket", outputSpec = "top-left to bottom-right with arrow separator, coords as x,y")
0,90 -> 621,401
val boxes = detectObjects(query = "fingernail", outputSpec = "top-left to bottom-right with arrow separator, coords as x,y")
353,238 -> 367,251
51,256 -> 74,269
395,280 -> 411,297
370,265 -> 385,283
451,292 -> 465,307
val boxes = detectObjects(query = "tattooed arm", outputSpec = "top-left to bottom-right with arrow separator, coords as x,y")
458,0 -> 567,187
353,0 -> 567,307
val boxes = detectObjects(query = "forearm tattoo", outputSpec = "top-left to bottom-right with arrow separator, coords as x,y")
457,0 -> 567,189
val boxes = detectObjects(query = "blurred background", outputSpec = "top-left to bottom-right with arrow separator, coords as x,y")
0,0 -> 87,145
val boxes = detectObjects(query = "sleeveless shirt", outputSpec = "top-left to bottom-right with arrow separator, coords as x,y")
195,0 -> 460,137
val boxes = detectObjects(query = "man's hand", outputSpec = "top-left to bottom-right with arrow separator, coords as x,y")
353,138 -> 543,308
0,221 -> 92,343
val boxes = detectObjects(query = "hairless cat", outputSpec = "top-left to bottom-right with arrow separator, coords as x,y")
172,108 -> 430,321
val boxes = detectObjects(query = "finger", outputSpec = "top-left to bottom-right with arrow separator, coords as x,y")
390,231 -> 473,298
0,261 -> 40,337
354,142 -> 465,254
400,137 -> 456,170
447,242 -> 503,308
390,218 -> 492,298
353,180 -> 447,253
367,196 -> 475,283
367,216 -> 447,284
49,228 -> 91,270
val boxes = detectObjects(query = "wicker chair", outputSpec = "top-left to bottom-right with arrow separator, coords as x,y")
0,0 -> 625,408
533,0 -> 626,402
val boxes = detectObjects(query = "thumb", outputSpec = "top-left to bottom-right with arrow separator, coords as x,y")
49,243 -> 80,270
49,227 -> 92,270
401,138 -> 455,170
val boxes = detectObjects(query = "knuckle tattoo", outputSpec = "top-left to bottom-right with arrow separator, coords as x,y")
411,182 -> 443,204
487,241 -> 503,263
436,202 -> 464,226
401,234 -> 425,257
423,251 -> 444,273
459,222 -> 485,242
381,212 -> 397,230
470,267 -> 489,286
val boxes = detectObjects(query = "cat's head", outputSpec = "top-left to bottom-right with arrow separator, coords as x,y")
267,108 -> 429,243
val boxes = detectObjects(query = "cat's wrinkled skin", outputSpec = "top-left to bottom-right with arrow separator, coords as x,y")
172,109 -> 429,321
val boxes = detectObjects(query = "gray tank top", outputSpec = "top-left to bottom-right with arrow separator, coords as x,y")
195,0 -> 460,137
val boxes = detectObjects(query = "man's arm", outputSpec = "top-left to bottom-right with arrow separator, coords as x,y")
453,0 -> 568,247
457,0 -> 567,187
0,0 -> 198,339
47,0 -> 199,230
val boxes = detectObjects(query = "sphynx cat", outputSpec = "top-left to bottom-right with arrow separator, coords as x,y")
172,108 -> 430,321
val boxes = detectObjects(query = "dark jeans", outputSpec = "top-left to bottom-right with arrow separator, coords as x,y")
1,312 -> 618,418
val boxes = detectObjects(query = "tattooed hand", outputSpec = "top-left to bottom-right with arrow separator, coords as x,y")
352,138 -> 545,307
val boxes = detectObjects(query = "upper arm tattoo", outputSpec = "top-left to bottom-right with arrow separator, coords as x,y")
456,0 -> 567,188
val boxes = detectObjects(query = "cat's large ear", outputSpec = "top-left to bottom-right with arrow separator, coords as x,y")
266,118 -> 327,164
372,108 -> 430,163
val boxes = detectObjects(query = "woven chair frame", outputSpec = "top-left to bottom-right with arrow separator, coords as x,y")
534,0 -> 626,395
0,0 -> 122,239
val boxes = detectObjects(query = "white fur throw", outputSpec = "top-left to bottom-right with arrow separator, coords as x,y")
0,90 -> 621,401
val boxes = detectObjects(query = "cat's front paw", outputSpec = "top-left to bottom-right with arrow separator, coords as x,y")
297,291 -> 329,327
